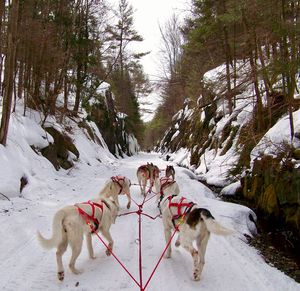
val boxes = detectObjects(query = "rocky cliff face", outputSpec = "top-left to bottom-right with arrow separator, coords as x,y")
158,97 -> 300,235
241,155 -> 300,233
86,89 -> 139,157
40,84 -> 139,171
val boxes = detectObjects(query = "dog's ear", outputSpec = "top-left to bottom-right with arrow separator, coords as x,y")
186,209 -> 201,229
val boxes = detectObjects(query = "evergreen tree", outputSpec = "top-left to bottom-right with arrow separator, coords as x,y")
106,0 -> 146,141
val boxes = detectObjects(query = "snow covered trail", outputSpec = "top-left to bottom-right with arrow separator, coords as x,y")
0,153 -> 299,291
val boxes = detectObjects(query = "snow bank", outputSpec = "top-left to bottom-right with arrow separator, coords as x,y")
0,105 -> 115,199
251,109 -> 300,160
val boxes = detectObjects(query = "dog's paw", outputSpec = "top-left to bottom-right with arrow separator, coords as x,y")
164,253 -> 171,259
175,240 -> 180,247
193,266 -> 201,281
90,255 -> 96,260
126,203 -> 131,209
193,272 -> 201,281
57,271 -> 64,281
105,249 -> 112,256
70,267 -> 83,275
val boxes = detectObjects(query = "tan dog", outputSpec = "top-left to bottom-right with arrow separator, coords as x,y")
37,197 -> 118,281
137,163 -> 159,195
99,175 -> 131,209
161,195 -> 233,281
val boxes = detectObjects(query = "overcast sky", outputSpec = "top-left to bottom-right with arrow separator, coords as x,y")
128,0 -> 189,79
110,0 -> 190,121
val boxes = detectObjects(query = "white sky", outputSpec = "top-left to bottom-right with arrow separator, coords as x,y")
111,0 -> 190,121
127,0 -> 189,79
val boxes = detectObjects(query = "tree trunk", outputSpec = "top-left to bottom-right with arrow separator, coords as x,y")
0,0 -> 5,95
73,63 -> 82,113
278,0 -> 295,142
242,8 -> 264,132
257,42 -> 272,127
0,0 -> 19,146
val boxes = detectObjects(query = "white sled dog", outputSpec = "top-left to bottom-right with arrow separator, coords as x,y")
161,195 -> 233,281
37,197 -> 118,281
99,175 -> 131,209
154,176 -> 180,210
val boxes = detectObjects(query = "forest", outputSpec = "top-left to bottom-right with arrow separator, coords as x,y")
148,0 -> 300,148
0,0 -> 150,149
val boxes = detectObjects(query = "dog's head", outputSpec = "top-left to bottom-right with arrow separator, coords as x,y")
166,165 -> 175,176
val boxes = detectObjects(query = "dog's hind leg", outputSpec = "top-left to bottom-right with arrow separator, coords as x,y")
56,230 -> 68,281
141,178 -> 146,196
194,231 -> 210,281
175,233 -> 181,247
180,240 -> 199,280
125,193 -> 131,209
86,233 -> 96,259
163,226 -> 172,258
101,228 -> 114,256
68,228 -> 84,275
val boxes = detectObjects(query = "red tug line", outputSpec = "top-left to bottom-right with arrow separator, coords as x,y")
86,183 -> 178,291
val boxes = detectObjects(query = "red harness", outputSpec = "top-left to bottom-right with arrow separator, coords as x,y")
167,196 -> 194,221
76,200 -> 103,232
111,175 -> 125,194
160,177 -> 175,195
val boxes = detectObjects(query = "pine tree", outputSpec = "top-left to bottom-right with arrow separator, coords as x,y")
106,0 -> 145,140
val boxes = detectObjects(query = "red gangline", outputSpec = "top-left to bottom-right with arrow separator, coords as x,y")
138,209 -> 143,289
90,183 -> 177,291
143,228 -> 178,290
144,193 -> 157,203
131,197 -> 140,207
87,222 -> 141,288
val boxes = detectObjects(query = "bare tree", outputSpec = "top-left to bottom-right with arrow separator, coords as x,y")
0,0 -> 19,146
158,14 -> 184,81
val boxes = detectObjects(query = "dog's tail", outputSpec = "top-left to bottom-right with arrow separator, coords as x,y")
200,209 -> 234,236
37,209 -> 66,249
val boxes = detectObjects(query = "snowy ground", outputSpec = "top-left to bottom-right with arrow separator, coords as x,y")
0,153 -> 299,291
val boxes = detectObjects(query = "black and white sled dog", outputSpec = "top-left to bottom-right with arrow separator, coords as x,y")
37,197 -> 118,281
160,195 -> 233,281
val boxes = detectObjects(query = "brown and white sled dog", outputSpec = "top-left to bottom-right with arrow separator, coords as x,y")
37,197 -> 118,281
99,175 -> 131,209
161,195 -> 233,281
137,163 -> 159,195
